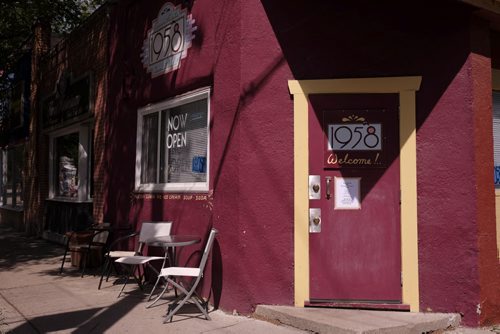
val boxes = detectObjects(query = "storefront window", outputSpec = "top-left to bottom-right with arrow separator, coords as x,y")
89,129 -> 95,198
1,145 -> 24,208
50,125 -> 93,201
136,88 -> 210,192
54,132 -> 79,198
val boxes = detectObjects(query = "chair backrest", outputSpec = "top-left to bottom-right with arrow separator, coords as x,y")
136,222 -> 173,254
198,228 -> 218,271
92,222 -> 111,244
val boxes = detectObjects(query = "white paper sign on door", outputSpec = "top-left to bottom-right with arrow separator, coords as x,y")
334,177 -> 361,210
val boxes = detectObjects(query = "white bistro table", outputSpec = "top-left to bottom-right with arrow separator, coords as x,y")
146,235 -> 201,267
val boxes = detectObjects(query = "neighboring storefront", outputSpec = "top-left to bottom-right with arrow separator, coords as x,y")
27,5 -> 111,243
0,52 -> 30,230
11,0 -> 500,328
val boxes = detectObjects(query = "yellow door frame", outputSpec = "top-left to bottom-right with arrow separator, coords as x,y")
288,76 -> 422,311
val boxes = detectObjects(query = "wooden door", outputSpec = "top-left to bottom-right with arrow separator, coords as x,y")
308,93 -> 401,303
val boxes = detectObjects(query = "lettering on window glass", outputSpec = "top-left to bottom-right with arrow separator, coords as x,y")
166,113 -> 187,148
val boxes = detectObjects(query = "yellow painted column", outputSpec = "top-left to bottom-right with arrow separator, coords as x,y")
399,90 -> 420,311
292,91 -> 310,306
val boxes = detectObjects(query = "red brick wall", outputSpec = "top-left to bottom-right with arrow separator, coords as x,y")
25,21 -> 51,235
26,5 -> 111,234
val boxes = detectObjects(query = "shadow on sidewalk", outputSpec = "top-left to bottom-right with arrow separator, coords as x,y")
11,293 -> 145,333
0,225 -> 65,270
0,225 -> 168,333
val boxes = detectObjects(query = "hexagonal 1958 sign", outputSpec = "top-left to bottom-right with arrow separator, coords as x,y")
141,2 -> 197,78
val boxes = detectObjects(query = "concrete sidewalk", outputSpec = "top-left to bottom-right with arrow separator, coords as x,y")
254,305 -> 499,334
0,225 -> 304,334
0,224 -> 498,334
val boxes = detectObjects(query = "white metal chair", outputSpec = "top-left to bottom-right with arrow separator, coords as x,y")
147,228 -> 218,322
98,228 -> 137,290
114,221 -> 173,297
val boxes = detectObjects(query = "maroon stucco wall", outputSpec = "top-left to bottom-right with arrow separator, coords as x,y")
473,21 -> 500,326
106,0 -> 294,313
417,54 -> 482,323
261,0 -> 493,325
105,0 -> 500,323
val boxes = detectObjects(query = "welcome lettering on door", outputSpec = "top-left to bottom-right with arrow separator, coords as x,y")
323,111 -> 386,169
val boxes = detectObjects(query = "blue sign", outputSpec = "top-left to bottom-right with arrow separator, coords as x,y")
192,156 -> 206,173
494,166 -> 500,185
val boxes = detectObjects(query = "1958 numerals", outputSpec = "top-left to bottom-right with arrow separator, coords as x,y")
150,18 -> 184,64
328,123 -> 382,151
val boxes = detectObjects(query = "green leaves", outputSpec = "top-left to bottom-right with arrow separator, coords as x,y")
0,0 -> 104,80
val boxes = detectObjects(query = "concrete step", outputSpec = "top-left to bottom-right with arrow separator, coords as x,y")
254,305 -> 461,334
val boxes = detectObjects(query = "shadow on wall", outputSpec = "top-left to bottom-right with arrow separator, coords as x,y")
210,237 -> 223,309
261,0 -> 494,326
260,0 -> 474,129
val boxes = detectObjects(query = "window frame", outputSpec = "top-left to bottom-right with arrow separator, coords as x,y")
135,87 -> 211,193
492,68 -> 500,259
494,90 -> 500,189
1,144 -> 24,209
48,123 -> 93,202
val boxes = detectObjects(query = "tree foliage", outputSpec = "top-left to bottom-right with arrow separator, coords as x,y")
0,0 -> 104,79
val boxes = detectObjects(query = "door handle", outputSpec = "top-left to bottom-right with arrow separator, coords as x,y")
325,176 -> 332,200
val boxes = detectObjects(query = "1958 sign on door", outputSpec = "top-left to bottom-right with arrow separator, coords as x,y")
324,112 -> 387,169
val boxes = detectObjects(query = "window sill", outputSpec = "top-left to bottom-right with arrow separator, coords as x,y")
134,188 -> 209,194
135,182 -> 209,194
0,206 -> 24,212
46,198 -> 93,204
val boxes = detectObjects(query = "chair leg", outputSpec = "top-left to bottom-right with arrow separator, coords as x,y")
192,291 -> 211,320
98,257 -> 110,290
80,251 -> 87,278
59,248 -> 69,274
163,279 -> 211,322
117,264 -> 134,297
146,277 -> 169,308
107,261 -> 119,282
147,275 -> 162,302
118,264 -> 142,297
